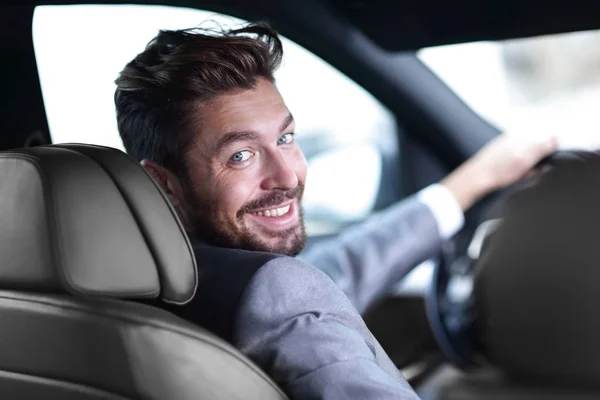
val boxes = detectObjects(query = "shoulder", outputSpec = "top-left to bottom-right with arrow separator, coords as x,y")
237,256 -> 370,333
245,256 -> 342,302
232,256 -> 387,386
254,256 -> 335,288
179,242 -> 284,340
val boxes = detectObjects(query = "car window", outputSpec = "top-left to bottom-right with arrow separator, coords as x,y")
33,4 -> 399,236
418,30 -> 600,150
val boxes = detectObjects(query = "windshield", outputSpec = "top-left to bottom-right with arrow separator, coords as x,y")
418,30 -> 600,150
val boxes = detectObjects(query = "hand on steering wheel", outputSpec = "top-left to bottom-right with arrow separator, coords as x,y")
424,149 -> 595,369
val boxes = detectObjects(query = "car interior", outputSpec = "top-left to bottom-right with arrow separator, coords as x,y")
0,144 -> 288,399
3,1 -> 600,399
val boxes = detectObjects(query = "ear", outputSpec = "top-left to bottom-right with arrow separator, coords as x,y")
141,159 -> 186,207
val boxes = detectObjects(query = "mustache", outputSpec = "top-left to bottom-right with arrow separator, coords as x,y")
238,184 -> 304,218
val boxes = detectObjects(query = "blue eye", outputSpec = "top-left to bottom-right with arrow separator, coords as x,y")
277,133 -> 294,145
230,150 -> 252,163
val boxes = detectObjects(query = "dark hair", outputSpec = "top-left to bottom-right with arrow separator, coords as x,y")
114,22 -> 283,181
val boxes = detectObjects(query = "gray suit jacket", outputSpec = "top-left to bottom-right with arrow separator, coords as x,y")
181,195 -> 440,399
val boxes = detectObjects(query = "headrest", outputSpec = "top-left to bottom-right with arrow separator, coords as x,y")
474,155 -> 600,384
0,144 -> 197,305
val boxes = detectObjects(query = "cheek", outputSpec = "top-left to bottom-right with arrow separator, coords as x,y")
216,176 -> 256,215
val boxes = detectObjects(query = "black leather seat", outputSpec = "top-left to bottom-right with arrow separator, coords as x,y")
0,144 -> 288,400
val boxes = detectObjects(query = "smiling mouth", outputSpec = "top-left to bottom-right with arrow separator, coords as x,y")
245,201 -> 299,233
251,204 -> 292,217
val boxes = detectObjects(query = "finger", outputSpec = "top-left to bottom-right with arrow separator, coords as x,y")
530,135 -> 559,163
522,170 -> 538,180
525,164 -> 552,179
540,135 -> 559,155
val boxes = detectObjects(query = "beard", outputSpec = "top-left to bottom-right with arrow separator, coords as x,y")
182,183 -> 307,256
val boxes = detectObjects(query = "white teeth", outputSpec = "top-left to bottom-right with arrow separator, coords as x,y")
254,205 -> 291,217
277,205 -> 291,216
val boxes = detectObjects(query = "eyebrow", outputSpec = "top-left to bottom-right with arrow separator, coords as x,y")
280,113 -> 294,132
214,131 -> 259,155
214,113 -> 295,155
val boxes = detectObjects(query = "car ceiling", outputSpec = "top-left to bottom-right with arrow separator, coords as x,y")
17,0 -> 600,51
325,0 -> 600,50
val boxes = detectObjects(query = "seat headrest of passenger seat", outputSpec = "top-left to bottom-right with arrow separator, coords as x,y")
0,144 -> 198,305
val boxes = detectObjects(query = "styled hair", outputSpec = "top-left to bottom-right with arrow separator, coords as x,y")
114,22 -> 283,181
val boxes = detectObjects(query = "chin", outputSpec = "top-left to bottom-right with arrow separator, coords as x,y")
206,214 -> 307,256
265,233 -> 306,257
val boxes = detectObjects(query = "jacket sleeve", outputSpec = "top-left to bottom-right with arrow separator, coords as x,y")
233,257 -> 421,400
298,194 -> 442,314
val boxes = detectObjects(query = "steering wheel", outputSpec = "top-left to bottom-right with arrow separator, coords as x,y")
424,149 -> 596,369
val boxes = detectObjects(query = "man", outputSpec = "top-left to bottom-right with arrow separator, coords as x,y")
114,23 -> 557,399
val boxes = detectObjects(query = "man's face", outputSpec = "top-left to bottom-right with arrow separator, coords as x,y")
182,77 -> 308,256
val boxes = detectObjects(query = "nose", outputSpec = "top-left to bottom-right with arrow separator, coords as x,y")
260,150 -> 299,191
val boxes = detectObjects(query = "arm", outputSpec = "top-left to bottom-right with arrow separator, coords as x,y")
299,185 -> 463,314
299,134 -> 558,314
233,257 -> 421,400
